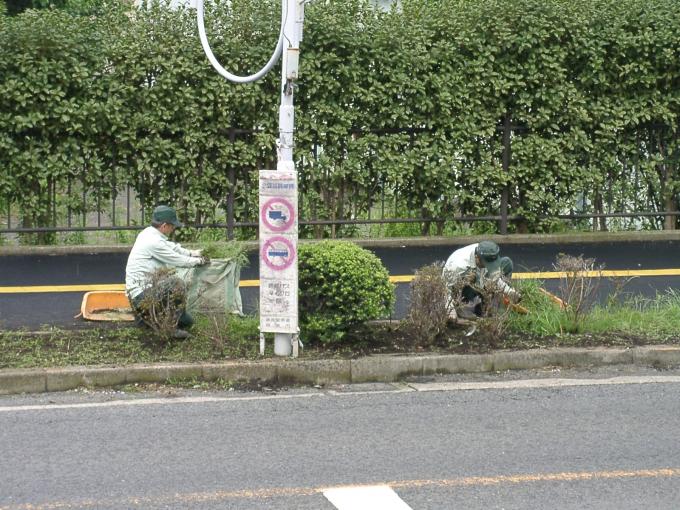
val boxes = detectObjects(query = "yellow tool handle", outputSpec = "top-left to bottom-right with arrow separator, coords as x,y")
539,288 -> 567,309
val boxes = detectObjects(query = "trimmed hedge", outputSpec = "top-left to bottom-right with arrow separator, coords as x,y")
298,241 -> 395,343
2,0 -> 680,234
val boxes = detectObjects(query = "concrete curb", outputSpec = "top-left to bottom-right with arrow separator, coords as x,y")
1,346 -> 680,395
3,230 -> 680,256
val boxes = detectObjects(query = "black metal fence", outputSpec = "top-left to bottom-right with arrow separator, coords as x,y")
2,124 -> 679,242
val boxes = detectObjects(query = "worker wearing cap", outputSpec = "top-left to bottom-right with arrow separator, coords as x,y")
443,241 -> 519,318
475,253 -> 518,302
125,205 -> 208,338
499,256 -> 513,278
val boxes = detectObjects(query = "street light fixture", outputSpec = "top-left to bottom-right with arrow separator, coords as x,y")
196,0 -> 306,357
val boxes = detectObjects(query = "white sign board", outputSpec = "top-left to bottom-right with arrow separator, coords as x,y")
259,170 -> 298,333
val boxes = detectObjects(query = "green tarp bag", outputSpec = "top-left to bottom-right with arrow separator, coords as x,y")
177,259 -> 243,315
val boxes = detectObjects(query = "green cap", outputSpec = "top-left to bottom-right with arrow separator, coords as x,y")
152,205 -> 183,228
476,240 -> 501,273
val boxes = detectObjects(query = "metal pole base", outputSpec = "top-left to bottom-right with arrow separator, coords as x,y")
274,333 -> 292,356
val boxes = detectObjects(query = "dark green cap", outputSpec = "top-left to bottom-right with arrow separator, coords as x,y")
476,240 -> 501,273
152,205 -> 183,227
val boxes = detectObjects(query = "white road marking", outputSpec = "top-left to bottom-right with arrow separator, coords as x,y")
1,376 -> 679,413
0,393 -> 321,413
323,485 -> 413,510
326,386 -> 416,396
407,375 -> 680,392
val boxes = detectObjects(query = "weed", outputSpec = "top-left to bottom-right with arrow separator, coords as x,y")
0,314 -> 261,369
164,376 -> 235,390
588,290 -> 680,337
3,283 -> 680,371
134,269 -> 188,341
554,253 -> 602,332
405,262 -> 451,345
115,230 -> 134,244
193,313 -> 260,358
61,232 -> 86,245
507,280 -> 565,335
474,286 -> 512,346
191,312 -> 256,357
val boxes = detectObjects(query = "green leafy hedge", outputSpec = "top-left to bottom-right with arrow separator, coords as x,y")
2,0 -> 680,235
298,241 -> 395,343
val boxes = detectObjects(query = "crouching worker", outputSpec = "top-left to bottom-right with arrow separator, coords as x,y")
125,205 -> 209,339
443,240 -> 520,320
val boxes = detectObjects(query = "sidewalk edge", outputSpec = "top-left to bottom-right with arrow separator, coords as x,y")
1,346 -> 679,395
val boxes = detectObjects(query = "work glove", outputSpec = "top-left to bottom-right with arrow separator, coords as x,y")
198,255 -> 211,266
189,249 -> 203,257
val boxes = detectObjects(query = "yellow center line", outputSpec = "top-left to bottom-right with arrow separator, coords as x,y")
1,468 -> 677,509
389,467 -> 680,489
0,269 -> 679,294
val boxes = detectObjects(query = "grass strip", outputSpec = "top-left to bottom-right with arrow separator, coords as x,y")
0,315 -> 262,369
2,287 -> 680,370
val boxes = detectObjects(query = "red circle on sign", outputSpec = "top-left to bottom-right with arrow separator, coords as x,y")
261,236 -> 296,271
261,197 -> 295,232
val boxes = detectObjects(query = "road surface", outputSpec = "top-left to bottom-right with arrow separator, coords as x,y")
0,366 -> 679,509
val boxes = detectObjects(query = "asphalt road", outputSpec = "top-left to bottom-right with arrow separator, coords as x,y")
1,367 -> 679,509
1,240 -> 680,330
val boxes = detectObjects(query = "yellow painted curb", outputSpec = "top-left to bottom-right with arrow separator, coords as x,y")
0,284 -> 125,294
1,269 -> 679,294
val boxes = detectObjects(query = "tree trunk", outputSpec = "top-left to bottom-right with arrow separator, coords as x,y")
664,194 -> 677,230
420,206 -> 431,236
20,180 -> 55,245
593,190 -> 607,231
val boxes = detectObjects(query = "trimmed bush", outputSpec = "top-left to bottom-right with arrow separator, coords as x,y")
298,241 -> 395,344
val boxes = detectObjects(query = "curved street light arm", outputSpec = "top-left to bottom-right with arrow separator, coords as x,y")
196,0 -> 286,84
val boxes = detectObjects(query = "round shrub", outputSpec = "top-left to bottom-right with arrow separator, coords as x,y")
298,241 -> 395,344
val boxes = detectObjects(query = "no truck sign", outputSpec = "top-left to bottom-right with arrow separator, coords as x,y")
261,197 -> 296,232
259,170 -> 298,333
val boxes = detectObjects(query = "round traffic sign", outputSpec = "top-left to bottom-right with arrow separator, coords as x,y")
261,236 -> 296,271
261,197 -> 295,232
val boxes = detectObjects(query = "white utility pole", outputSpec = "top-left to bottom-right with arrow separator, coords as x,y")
197,0 -> 304,357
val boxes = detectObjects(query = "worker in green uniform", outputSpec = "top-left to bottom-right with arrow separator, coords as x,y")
125,205 -> 208,338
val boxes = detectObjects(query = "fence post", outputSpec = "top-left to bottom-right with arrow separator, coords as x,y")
227,128 -> 236,241
500,113 -> 511,235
